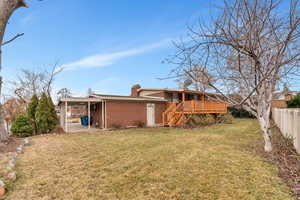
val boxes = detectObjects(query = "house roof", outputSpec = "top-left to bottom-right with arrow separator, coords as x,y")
58,94 -> 167,104
90,94 -> 166,101
138,88 -> 222,96
273,91 -> 298,100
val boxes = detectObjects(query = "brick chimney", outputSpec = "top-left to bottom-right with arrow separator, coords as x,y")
131,84 -> 141,97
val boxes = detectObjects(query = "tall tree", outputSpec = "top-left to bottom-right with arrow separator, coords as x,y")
36,93 -> 49,133
0,0 -> 28,142
46,95 -> 58,130
168,0 -> 300,152
27,94 -> 38,134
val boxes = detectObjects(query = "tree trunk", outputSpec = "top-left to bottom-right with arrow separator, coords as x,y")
0,0 -> 27,142
258,115 -> 272,152
257,87 -> 273,152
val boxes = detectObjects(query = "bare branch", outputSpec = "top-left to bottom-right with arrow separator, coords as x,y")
1,33 -> 24,46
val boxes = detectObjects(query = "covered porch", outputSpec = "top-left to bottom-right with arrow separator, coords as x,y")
59,97 -> 108,133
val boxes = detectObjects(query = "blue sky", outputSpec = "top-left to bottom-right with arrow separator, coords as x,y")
2,0 -> 216,97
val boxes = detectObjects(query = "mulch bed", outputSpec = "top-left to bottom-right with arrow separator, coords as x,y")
259,125 -> 300,200
0,137 -> 22,154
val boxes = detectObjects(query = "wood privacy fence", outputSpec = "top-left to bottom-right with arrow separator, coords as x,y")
272,108 -> 300,154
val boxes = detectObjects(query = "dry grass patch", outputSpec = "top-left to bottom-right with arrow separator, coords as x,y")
5,119 -> 293,200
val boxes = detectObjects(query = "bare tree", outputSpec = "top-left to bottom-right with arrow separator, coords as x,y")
0,0 -> 28,142
11,63 -> 63,103
57,88 -> 71,99
3,97 -> 26,131
168,0 -> 300,152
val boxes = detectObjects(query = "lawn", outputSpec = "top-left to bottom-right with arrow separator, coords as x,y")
5,119 -> 292,200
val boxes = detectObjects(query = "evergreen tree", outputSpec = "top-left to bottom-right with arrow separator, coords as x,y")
11,115 -> 33,137
27,94 -> 39,134
47,95 -> 58,130
36,93 -> 50,133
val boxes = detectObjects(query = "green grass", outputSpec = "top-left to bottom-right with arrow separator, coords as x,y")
5,119 -> 292,200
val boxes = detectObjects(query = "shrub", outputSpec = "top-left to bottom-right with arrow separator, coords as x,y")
187,114 -> 215,127
133,120 -> 145,128
216,113 -> 234,124
11,115 -> 33,137
287,93 -> 300,108
228,107 -> 255,118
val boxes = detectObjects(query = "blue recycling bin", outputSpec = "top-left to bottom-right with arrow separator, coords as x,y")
80,116 -> 89,126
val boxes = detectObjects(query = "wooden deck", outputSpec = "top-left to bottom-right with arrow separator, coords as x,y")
163,100 -> 228,126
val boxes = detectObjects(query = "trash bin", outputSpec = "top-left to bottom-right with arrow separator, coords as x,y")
80,116 -> 89,126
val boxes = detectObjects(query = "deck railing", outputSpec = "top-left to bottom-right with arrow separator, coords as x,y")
163,100 -> 228,126
181,100 -> 227,113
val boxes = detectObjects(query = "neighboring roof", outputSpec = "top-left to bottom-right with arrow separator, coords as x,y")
273,91 -> 298,100
58,94 -> 167,104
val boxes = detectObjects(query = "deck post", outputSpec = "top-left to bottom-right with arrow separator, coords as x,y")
88,101 -> 91,130
65,101 -> 68,133
182,92 -> 185,102
192,100 -> 195,113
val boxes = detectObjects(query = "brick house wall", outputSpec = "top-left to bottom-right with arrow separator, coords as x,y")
105,100 -> 166,128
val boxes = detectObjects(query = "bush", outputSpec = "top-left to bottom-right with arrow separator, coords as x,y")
133,120 -> 145,128
216,113 -> 234,124
287,93 -> 300,108
11,115 -> 33,137
228,107 -> 255,118
187,114 -> 215,127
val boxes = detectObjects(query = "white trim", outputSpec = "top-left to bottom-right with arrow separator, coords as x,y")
65,101 -> 68,132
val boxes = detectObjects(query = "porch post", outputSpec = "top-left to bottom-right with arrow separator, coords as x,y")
182,92 -> 185,102
65,101 -> 68,132
105,100 -> 107,129
88,101 -> 91,130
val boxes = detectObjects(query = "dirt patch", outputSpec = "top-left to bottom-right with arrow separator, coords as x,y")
259,125 -> 300,200
0,137 -> 22,154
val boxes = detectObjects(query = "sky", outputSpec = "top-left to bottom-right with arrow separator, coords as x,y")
1,0 -> 218,98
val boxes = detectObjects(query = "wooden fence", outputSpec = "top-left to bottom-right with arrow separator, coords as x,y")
272,108 -> 300,154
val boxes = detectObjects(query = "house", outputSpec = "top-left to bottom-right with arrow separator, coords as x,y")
272,87 -> 298,108
58,84 -> 228,131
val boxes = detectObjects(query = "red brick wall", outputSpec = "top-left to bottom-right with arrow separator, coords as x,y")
272,100 -> 287,108
106,100 -> 166,128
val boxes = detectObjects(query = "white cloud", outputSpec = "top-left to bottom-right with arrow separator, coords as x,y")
59,39 -> 171,71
